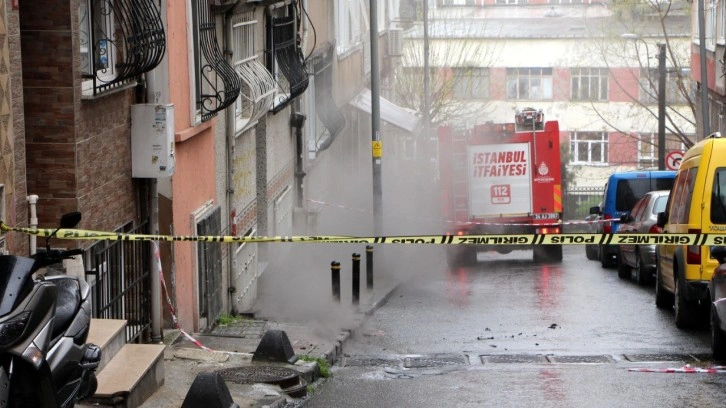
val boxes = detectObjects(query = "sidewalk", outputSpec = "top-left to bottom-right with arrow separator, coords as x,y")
140,277 -> 400,408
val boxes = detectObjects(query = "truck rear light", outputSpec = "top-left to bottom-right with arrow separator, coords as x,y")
687,229 -> 701,264
603,214 -> 612,234
687,246 -> 701,265
536,227 -> 560,234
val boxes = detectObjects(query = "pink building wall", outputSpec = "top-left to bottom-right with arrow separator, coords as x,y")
165,1 -> 219,332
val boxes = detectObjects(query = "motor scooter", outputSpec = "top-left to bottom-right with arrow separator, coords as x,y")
0,211 -> 100,408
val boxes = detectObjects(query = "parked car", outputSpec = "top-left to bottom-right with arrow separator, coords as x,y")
589,171 -> 676,268
585,211 -> 600,261
616,190 -> 670,285
708,246 -> 726,360
656,133 -> 726,329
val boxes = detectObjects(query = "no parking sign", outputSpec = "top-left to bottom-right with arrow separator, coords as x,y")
666,151 -> 684,170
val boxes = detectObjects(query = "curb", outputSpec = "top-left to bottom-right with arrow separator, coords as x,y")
320,283 -> 400,367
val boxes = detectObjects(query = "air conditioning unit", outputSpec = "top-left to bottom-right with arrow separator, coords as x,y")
131,104 -> 175,178
388,27 -> 403,56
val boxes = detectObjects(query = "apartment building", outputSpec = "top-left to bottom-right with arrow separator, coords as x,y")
0,0 -> 413,339
396,1 -> 695,199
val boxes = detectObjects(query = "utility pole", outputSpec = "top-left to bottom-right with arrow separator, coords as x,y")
657,43 -> 666,171
423,0 -> 431,164
698,0 -> 710,139
370,0 -> 382,236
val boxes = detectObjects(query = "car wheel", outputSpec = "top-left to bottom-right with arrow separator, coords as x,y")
655,265 -> 674,309
712,305 -> 726,361
617,257 -> 631,279
585,244 -> 597,260
633,251 -> 647,286
675,275 -> 698,329
600,246 -> 613,268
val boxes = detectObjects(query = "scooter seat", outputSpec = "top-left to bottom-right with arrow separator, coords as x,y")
51,277 -> 81,339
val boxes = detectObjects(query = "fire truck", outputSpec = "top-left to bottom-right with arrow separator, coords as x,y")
437,108 -> 563,266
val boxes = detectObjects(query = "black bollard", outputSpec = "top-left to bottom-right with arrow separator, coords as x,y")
366,245 -> 374,290
331,261 -> 340,302
352,253 -> 361,305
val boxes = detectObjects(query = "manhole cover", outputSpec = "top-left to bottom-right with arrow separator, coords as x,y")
482,354 -> 548,364
623,354 -> 694,363
404,354 -> 468,368
548,355 -> 612,364
217,366 -> 300,388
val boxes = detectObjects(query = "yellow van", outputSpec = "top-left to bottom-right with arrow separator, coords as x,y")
656,133 -> 726,329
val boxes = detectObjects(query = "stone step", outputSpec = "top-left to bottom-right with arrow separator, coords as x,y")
83,343 -> 166,408
86,318 -> 127,372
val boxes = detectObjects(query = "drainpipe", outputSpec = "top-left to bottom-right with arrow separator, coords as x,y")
144,0 -> 169,344
27,195 -> 38,255
291,112 -> 306,208
223,8 -> 238,315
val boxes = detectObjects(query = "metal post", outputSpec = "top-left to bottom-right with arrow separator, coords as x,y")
352,253 -> 361,305
698,0 -> 710,139
657,43 -> 666,170
366,245 -> 373,290
291,113 -> 306,207
331,261 -> 340,302
370,0 -> 382,237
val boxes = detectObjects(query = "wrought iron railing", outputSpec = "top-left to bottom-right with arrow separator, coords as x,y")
196,0 -> 241,121
80,0 -> 166,95
269,14 -> 309,113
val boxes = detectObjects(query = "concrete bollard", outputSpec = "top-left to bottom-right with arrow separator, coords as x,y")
331,261 -> 340,303
366,245 -> 373,290
352,253 -> 361,305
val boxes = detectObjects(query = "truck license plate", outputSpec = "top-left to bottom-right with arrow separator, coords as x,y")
490,184 -> 511,204
532,213 -> 560,220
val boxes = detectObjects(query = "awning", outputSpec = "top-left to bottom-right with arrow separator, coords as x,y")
349,88 -> 422,133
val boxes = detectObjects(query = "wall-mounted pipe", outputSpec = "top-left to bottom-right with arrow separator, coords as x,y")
27,195 -> 38,255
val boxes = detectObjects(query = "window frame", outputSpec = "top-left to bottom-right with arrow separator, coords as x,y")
506,67 -> 553,100
638,133 -> 657,167
453,67 -> 490,100
570,131 -> 608,165
80,0 -> 118,96
570,68 -> 608,102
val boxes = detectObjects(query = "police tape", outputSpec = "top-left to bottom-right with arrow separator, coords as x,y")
4,221 -> 726,246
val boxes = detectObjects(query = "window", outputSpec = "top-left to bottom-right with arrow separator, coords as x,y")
719,0 -> 726,44
712,168 -> 726,223
79,0 -> 165,96
570,68 -> 608,101
707,0 -> 717,50
638,133 -> 656,167
453,68 -> 489,100
506,68 -> 553,100
639,69 -> 689,105
670,167 -> 697,224
570,131 -> 608,164
496,0 -> 528,4
336,0 -> 364,55
231,12 -> 275,132
191,0 -> 241,122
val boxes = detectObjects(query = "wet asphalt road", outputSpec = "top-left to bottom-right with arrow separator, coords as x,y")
301,245 -> 726,407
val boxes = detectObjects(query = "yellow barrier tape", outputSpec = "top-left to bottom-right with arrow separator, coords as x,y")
3,222 -> 726,246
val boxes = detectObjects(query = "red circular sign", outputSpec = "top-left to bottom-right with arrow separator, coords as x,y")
666,150 -> 684,170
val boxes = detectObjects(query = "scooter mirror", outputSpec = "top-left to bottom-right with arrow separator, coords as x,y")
59,212 -> 82,229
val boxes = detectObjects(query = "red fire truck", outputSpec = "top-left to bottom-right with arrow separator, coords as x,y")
437,108 -> 563,266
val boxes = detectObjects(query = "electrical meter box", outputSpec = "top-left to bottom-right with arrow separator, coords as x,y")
131,104 -> 175,178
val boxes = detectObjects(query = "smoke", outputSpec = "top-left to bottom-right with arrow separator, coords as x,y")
254,124 -> 446,339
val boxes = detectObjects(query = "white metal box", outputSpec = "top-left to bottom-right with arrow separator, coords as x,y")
131,104 -> 175,178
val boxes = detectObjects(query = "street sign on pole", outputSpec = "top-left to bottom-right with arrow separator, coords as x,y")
666,150 -> 684,170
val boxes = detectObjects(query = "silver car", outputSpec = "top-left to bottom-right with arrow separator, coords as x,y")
616,190 -> 670,285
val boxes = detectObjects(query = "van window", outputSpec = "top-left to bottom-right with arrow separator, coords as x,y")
615,178 -> 675,212
711,168 -> 726,224
671,168 -> 697,224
